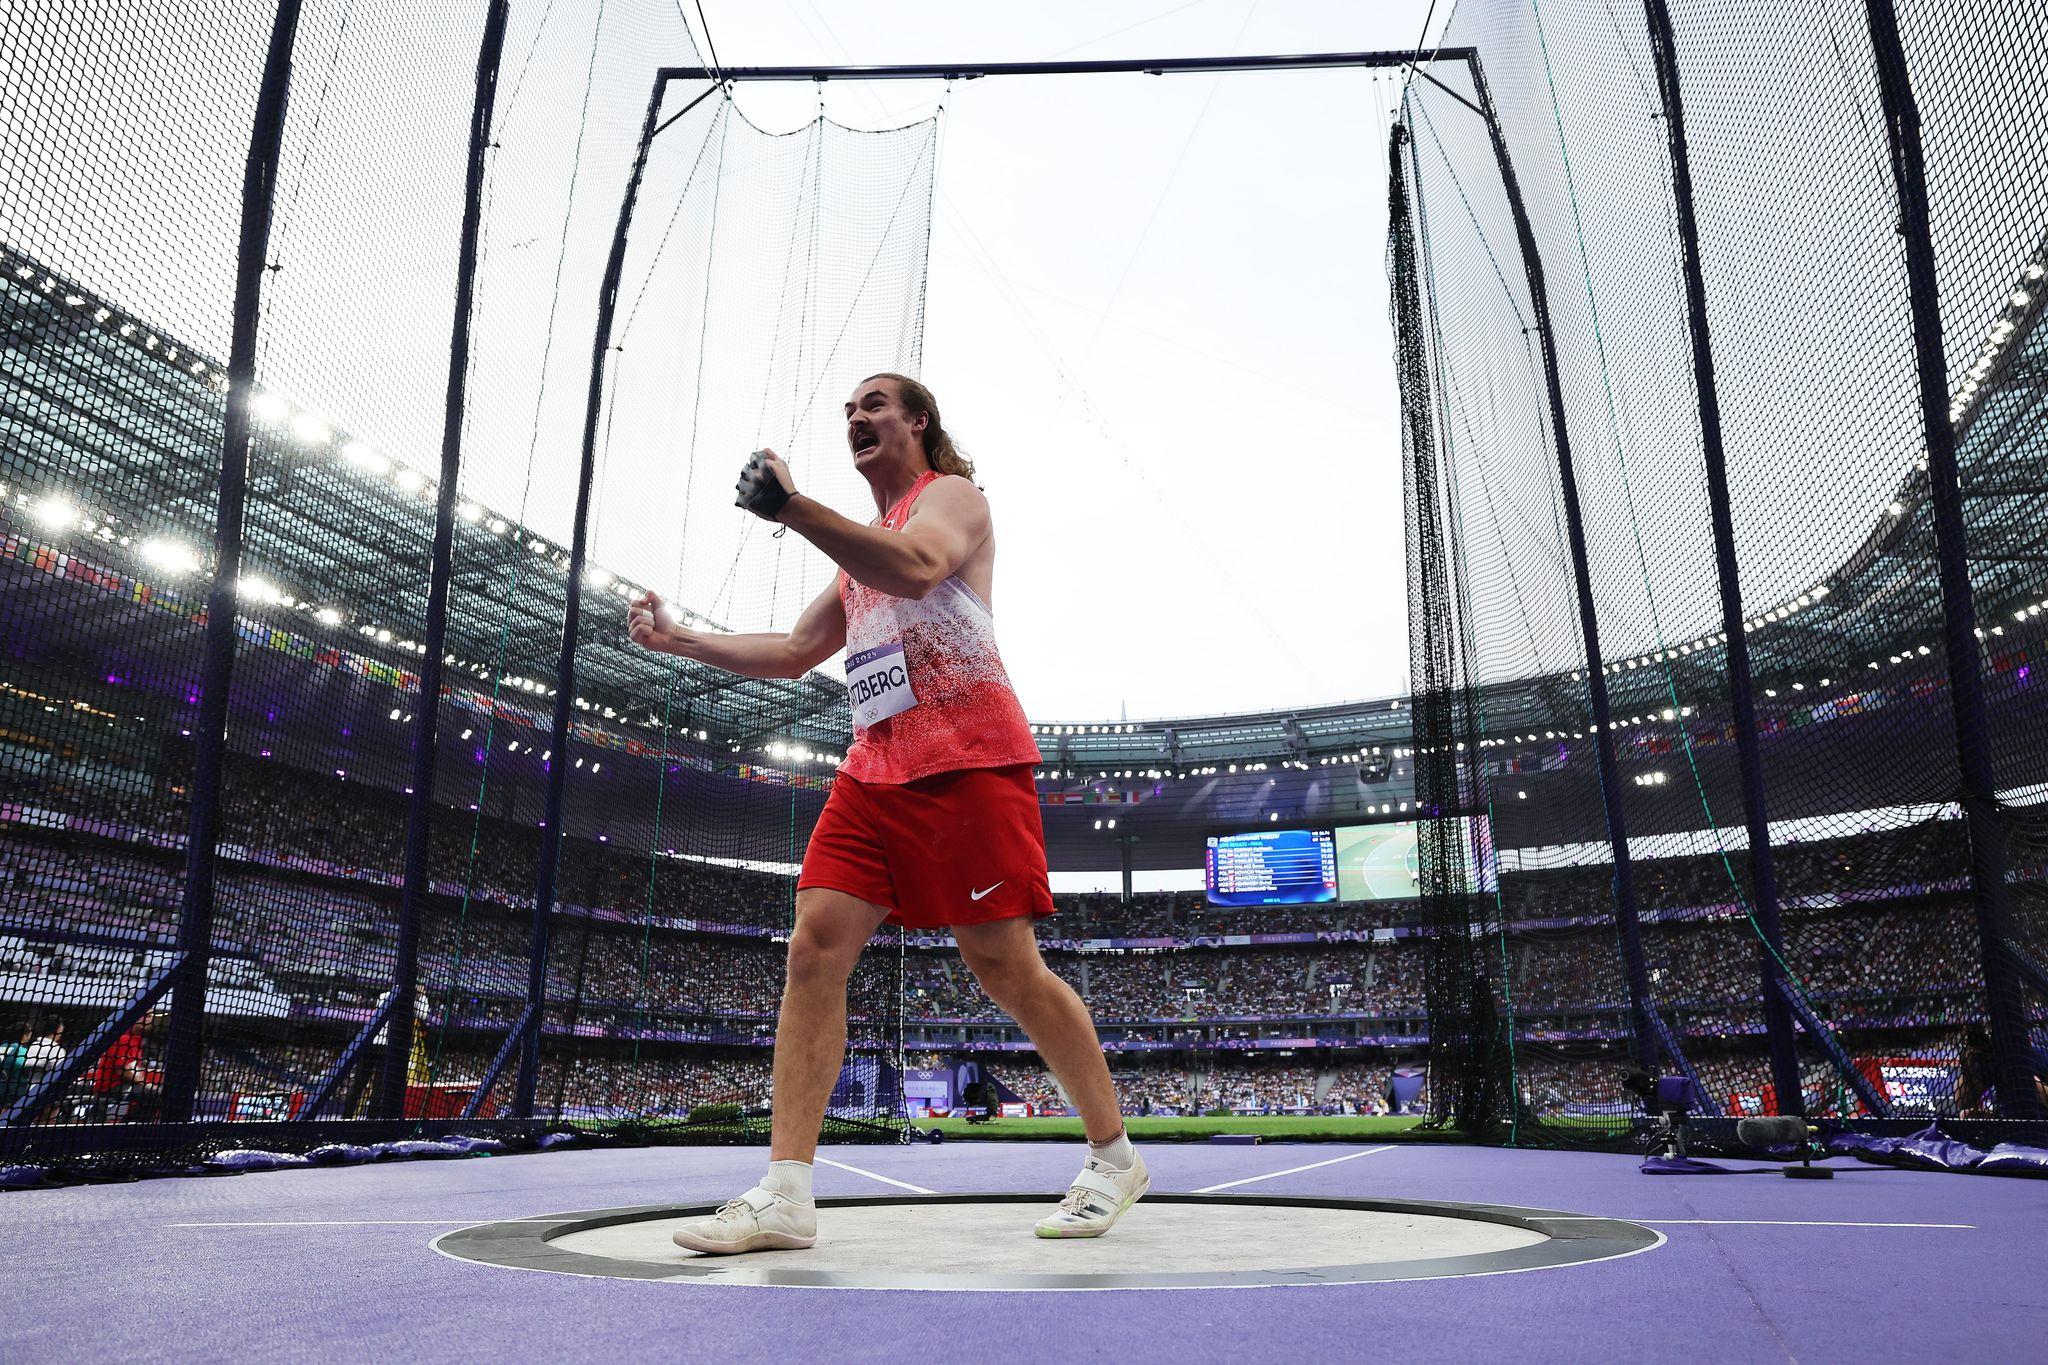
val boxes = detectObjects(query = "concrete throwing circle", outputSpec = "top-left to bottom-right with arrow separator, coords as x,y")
433,1194 -> 1660,1290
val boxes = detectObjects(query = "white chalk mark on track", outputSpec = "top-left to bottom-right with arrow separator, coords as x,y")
814,1156 -> 936,1194
1192,1145 -> 1395,1194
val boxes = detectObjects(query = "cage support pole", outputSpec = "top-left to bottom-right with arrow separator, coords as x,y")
514,77 -> 688,1116
1391,121 -> 1499,1134
160,0 -> 304,1125
1462,55 -> 1699,1094
373,0 -> 512,1124
1861,0 -> 2043,1121
1642,0 -> 1806,1116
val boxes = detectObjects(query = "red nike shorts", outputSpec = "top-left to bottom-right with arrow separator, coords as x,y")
797,763 -> 1057,930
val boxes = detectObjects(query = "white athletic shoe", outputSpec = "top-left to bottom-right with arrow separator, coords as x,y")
670,1185 -> 818,1255
1034,1148 -> 1150,1239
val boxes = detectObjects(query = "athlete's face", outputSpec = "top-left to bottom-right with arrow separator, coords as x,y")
844,379 -> 925,471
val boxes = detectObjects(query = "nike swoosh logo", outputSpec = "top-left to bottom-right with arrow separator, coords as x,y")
970,882 -> 1004,901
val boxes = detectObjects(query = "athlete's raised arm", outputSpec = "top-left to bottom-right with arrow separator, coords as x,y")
737,448 -> 988,600
625,578 -> 844,680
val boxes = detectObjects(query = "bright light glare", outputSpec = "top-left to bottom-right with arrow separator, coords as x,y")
31,496 -> 77,529
140,537 -> 203,575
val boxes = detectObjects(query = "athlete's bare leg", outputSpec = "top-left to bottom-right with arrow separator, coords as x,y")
770,887 -> 893,1163
953,915 -> 1124,1142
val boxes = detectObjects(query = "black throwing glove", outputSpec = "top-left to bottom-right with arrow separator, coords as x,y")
734,450 -> 792,521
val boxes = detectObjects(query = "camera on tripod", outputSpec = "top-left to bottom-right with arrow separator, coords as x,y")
1623,1070 -> 1701,1161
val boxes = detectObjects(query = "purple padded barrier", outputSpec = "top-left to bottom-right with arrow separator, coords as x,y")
436,1136 -> 507,1154
1976,1144 -> 2048,1177
1822,1123 -> 2048,1176
371,1139 -> 476,1160
305,1145 -> 376,1166
205,1150 -> 313,1172
0,1164 -> 46,1189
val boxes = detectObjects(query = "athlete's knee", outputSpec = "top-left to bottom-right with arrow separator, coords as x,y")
964,951 -> 1051,1005
784,922 -> 860,991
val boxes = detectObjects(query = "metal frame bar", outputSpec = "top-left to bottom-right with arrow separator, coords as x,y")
375,0 -> 511,1123
301,993 -> 396,1120
1643,0 -> 1810,1117
160,0 -> 304,1124
1776,979 -> 1891,1117
1861,0 -> 2043,1121
464,1002 -> 535,1120
653,52 -> 1476,84
1,961 -> 184,1128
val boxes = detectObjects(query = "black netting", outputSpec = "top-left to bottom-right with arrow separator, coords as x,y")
1398,0 -> 2048,1146
0,1 -> 932,1173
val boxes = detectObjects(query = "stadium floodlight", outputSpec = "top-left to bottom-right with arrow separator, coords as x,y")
586,567 -> 614,589
249,391 -> 288,422
394,467 -> 425,493
139,537 -> 202,575
31,495 -> 76,529
457,502 -> 482,522
290,412 -> 331,444
374,628 -> 391,642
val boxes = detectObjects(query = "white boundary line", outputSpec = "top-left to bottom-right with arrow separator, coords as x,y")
1192,1145 -> 1395,1194
169,1218 -> 562,1227
1547,1218 -> 1975,1229
814,1156 -> 935,1194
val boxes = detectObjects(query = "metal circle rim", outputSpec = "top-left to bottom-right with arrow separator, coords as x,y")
431,1192 -> 1662,1291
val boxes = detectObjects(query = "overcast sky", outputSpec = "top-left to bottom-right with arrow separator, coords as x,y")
685,1 -> 1439,724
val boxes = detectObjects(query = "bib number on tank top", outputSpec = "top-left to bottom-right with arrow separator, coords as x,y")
845,639 -> 917,729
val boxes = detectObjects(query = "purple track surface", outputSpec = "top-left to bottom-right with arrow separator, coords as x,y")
4,1141 -> 2043,1361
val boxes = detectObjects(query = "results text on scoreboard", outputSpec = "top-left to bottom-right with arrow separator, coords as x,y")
1205,827 -> 1338,907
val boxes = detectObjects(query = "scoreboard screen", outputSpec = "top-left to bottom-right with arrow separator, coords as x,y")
1205,827 -> 1338,907
1334,816 -> 1497,900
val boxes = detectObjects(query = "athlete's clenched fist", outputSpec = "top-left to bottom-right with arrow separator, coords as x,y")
735,448 -> 796,521
626,590 -> 678,652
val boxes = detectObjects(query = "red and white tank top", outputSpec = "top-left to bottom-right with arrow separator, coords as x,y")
837,471 -> 1041,785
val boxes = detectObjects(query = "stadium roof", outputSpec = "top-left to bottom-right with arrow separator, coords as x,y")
0,242 -> 852,765
5,234 -> 2045,796
1496,242 -> 2048,737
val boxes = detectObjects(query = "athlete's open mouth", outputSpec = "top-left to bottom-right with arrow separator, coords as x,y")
850,429 -> 880,454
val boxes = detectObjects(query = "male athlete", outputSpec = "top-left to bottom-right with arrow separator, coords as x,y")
625,373 -> 1146,1253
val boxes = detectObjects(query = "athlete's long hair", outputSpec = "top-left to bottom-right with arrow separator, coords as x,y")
863,372 -> 975,482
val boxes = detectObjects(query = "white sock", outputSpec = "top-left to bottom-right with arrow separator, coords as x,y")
760,1159 -> 813,1203
1089,1128 -> 1134,1171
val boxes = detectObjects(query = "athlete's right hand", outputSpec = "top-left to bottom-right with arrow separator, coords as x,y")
626,590 -> 678,652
